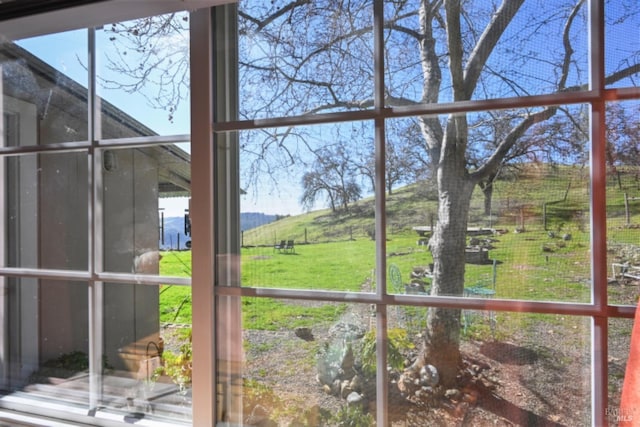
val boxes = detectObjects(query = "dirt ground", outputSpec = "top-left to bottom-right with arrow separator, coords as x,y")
160,280 -> 639,426
237,281 -> 638,427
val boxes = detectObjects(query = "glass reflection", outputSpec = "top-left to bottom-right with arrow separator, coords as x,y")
220,297 -> 376,425
101,282 -> 192,422
96,12 -> 191,137
0,278 -> 193,422
1,152 -> 89,270
4,30 -> 89,144
0,279 -> 89,403
102,145 -> 191,277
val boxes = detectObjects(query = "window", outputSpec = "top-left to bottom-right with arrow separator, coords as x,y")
0,2 -> 220,426
0,1 -> 637,426
212,1 -> 639,426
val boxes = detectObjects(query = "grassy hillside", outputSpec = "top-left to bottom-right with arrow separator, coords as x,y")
161,163 -> 640,327
242,163 -> 593,245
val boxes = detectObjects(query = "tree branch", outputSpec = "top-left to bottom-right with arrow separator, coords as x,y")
463,0 -> 525,98
239,0 -> 311,32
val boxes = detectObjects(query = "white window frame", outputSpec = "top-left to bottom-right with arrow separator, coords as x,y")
0,2 -> 227,426
0,1 -> 636,425
207,1 -> 639,426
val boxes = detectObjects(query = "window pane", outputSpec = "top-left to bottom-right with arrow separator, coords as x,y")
238,0 -> 374,120
386,106 -> 591,302
0,279 -> 193,424
102,281 -> 192,422
97,13 -> 191,137
605,101 -> 640,302
3,31 -> 89,144
219,296 -> 377,425
102,145 -> 191,277
0,279 -> 89,405
384,1 -> 589,105
387,308 -> 591,424
605,2 -> 640,89
609,317 -> 634,425
238,122 -> 376,292
1,152 -> 89,270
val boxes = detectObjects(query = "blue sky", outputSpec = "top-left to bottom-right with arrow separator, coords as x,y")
15,27 -> 299,217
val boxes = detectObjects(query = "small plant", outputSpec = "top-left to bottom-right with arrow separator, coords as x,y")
243,379 -> 284,417
360,328 -> 414,376
159,329 -> 192,392
331,405 -> 375,427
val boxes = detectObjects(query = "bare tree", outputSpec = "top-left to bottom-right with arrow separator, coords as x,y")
300,145 -> 362,212
605,102 -> 640,189
356,135 -> 424,196
238,0 -> 639,387
468,107 -> 590,216
101,12 -> 190,122
104,0 -> 640,388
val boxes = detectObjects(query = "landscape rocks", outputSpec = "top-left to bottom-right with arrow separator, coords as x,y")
609,242 -> 640,266
346,391 -> 364,408
294,327 -> 314,341
327,321 -> 366,341
316,322 -> 374,413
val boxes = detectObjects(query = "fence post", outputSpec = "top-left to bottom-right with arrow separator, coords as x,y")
625,192 -> 630,226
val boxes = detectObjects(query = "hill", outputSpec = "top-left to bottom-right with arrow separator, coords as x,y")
160,212 -> 278,250
241,163 -> 631,247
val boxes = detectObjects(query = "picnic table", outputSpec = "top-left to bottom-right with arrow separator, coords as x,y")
411,226 -> 494,237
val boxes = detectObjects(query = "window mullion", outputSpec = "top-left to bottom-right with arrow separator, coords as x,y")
589,0 -> 608,424
373,1 -> 389,426
87,26 -> 104,415
190,7 -> 217,426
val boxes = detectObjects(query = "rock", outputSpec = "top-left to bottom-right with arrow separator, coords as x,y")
331,379 -> 341,395
316,341 -> 355,386
445,388 -> 462,400
246,404 -> 274,426
462,390 -> 478,405
350,374 -> 363,392
397,374 -> 409,394
420,364 -> 439,387
346,391 -> 364,407
341,380 -> 352,399
294,327 -> 314,341
328,322 -> 366,341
